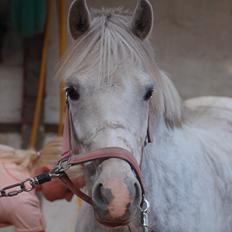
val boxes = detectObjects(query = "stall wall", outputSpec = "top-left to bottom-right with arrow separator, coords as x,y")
0,0 -> 232,124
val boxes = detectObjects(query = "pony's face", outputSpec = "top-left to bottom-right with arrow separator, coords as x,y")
66,68 -> 154,224
64,0 -> 154,226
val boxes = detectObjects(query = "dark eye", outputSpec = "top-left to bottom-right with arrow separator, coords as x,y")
144,88 -> 153,101
66,86 -> 80,101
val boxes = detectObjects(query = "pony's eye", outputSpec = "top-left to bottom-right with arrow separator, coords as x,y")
66,86 -> 80,101
144,89 -> 153,101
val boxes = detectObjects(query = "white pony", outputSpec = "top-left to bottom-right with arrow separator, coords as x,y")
59,0 -> 232,231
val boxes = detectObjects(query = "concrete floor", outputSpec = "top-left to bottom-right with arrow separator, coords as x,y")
0,197 -> 80,232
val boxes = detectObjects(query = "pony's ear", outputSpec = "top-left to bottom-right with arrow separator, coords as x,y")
68,0 -> 91,40
131,0 -> 154,40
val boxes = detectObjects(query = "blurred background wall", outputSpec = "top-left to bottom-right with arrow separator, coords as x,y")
47,0 -> 232,124
0,0 -> 231,138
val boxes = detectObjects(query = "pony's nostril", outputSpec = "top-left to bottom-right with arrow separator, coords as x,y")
93,183 -> 112,205
94,183 -> 104,203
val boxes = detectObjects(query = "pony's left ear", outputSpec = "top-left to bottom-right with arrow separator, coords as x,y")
131,0 -> 154,40
68,0 -> 91,40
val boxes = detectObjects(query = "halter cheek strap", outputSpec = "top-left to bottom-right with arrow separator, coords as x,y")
63,102 -> 72,154
147,101 -> 153,144
62,100 -> 81,156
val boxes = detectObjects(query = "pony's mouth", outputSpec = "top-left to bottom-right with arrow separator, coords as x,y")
93,200 -> 132,227
95,212 -> 131,227
93,198 -> 138,228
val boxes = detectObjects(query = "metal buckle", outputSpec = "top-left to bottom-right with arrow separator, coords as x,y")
51,156 -> 72,177
140,198 -> 150,232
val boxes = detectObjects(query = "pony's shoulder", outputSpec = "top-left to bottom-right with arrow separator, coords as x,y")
184,96 -> 232,110
183,96 -> 232,128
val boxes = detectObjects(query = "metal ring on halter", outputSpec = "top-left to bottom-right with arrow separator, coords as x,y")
50,156 -> 72,177
141,198 -> 150,213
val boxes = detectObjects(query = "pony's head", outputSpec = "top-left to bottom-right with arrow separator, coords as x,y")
60,0 -> 182,226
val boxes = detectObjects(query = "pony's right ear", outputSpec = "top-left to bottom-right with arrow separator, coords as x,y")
68,0 -> 91,40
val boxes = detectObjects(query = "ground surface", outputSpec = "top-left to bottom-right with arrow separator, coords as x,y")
0,197 -> 79,232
